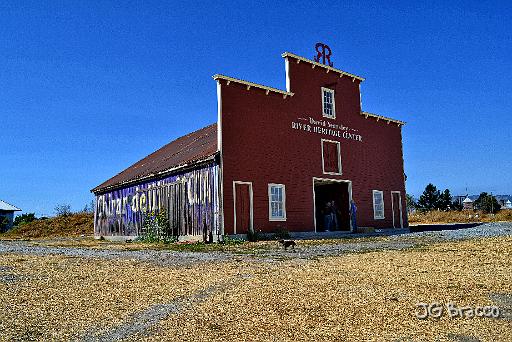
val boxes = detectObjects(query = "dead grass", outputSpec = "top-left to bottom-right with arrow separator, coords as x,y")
143,237 -> 512,342
1,213 -> 93,239
0,237 -> 510,341
0,254 -> 240,341
409,209 -> 512,224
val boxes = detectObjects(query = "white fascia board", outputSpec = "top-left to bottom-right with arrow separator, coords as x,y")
281,52 -> 365,82
213,74 -> 294,97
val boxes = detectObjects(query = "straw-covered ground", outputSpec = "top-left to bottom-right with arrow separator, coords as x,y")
409,209 -> 512,224
0,229 -> 511,341
2,213 -> 93,239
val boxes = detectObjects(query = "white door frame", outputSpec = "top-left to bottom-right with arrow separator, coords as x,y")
391,191 -> 403,228
233,181 -> 253,234
312,177 -> 353,233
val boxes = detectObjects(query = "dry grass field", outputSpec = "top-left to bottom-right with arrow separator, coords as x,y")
0,236 -> 511,341
409,210 -> 512,224
2,213 -> 93,239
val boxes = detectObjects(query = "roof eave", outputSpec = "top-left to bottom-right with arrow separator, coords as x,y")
91,153 -> 218,195
213,74 -> 294,97
281,52 -> 365,82
360,111 -> 406,126
0,200 -> 22,211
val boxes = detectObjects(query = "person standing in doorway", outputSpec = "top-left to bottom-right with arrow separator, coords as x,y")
350,199 -> 358,233
323,201 -> 332,231
330,200 -> 339,230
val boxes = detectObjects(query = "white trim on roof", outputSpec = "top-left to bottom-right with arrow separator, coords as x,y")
213,74 -> 294,98
281,52 -> 365,82
361,111 -> 406,126
0,200 -> 21,211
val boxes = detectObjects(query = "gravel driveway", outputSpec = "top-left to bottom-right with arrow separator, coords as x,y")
0,222 -> 511,265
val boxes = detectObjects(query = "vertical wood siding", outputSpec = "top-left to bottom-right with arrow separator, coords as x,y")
94,163 -> 220,238
220,58 -> 407,233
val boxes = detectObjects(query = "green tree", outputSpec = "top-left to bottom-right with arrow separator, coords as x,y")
417,183 -> 441,211
438,189 -> 453,211
14,213 -> 36,226
0,216 -> 10,232
474,192 -> 500,214
451,199 -> 463,211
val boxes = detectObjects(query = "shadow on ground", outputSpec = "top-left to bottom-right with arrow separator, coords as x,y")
409,223 -> 483,233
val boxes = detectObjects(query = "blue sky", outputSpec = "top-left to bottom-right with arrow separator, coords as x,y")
1,1 -> 511,216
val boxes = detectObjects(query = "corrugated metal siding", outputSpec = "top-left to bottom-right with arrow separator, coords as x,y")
94,163 -> 220,238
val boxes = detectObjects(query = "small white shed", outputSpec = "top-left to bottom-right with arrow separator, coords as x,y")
0,200 -> 21,232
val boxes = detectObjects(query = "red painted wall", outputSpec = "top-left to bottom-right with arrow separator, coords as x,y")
219,56 -> 407,234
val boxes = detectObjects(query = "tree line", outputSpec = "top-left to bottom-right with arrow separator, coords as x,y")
407,183 -> 501,214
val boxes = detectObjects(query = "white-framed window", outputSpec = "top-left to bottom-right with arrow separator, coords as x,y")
321,139 -> 342,175
372,190 -> 385,219
321,87 -> 336,119
268,183 -> 286,221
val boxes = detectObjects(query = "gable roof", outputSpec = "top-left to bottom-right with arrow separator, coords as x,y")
0,200 -> 21,211
92,123 -> 218,194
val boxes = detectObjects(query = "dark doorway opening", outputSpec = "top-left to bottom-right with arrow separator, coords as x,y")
314,180 -> 351,232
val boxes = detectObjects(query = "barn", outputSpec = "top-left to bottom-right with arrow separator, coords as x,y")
91,46 -> 407,241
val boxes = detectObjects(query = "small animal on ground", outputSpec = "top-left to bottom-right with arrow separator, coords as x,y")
278,239 -> 296,252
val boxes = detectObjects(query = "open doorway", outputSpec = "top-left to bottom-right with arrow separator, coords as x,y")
313,178 -> 352,232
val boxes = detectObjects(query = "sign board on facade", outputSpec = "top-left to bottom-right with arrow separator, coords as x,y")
291,116 -> 363,142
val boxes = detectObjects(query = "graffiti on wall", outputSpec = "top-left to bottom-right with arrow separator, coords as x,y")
95,164 -> 220,238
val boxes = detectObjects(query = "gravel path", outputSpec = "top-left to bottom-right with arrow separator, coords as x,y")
0,241 -> 233,267
405,221 -> 512,240
0,222 -> 511,265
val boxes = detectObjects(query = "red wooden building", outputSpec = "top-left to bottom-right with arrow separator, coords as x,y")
92,48 -> 407,239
